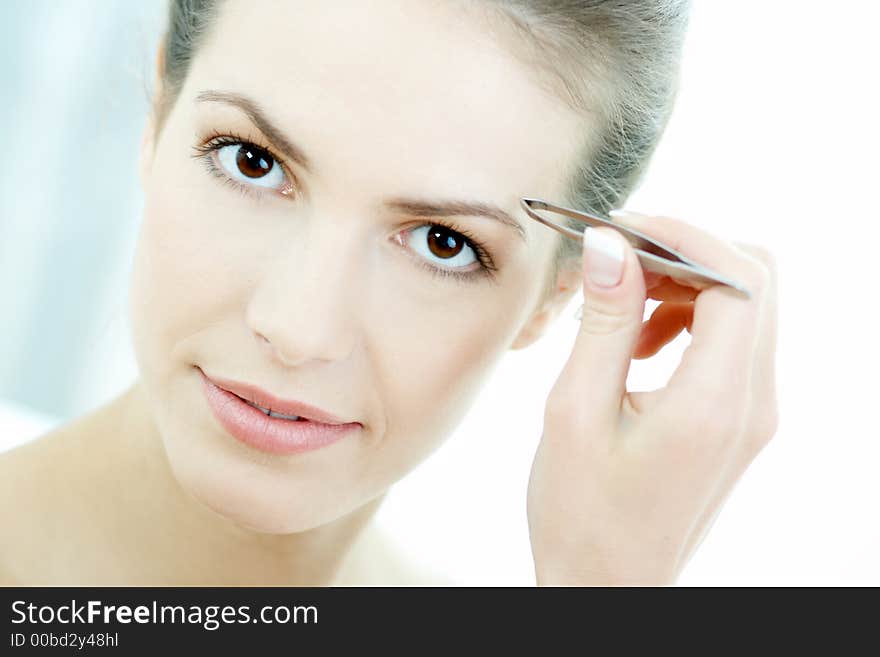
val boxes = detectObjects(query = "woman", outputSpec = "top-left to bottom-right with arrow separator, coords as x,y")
0,0 -> 778,585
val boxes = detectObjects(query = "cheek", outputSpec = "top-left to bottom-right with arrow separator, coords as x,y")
129,182 -> 253,381
367,282 -> 528,469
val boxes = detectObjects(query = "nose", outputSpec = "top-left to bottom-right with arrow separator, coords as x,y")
245,224 -> 361,368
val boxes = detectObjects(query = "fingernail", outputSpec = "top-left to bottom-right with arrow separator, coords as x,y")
583,228 -> 625,288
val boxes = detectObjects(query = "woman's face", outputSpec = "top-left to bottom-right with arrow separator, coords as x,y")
131,0 -> 588,533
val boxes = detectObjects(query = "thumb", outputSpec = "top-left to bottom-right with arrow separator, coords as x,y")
554,226 -> 647,429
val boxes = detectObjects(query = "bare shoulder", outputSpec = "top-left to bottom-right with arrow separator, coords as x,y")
0,423 -> 65,583
336,524 -> 459,586
0,550 -> 21,586
0,562 -> 19,586
0,438 -> 45,585
0,413 -> 85,510
0,409 -> 105,585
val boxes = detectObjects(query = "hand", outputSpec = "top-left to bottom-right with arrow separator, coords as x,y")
526,210 -> 778,586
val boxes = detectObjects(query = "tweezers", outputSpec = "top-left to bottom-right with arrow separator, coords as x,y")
520,198 -> 752,299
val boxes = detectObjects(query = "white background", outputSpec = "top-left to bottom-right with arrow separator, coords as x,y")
1,1 -> 878,585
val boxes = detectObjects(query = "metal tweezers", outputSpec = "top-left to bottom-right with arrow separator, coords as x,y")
520,198 -> 752,299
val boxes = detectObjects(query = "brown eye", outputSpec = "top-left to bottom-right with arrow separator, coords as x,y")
404,224 -> 479,271
214,141 -> 288,191
426,226 -> 465,259
235,144 -> 273,178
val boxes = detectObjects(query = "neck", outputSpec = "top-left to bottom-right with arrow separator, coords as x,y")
92,379 -> 383,585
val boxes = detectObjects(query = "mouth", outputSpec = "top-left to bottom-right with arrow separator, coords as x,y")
195,365 -> 359,426
234,394 -> 306,422
198,367 -> 361,455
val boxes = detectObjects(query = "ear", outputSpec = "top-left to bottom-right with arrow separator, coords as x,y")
139,41 -> 166,188
509,261 -> 583,350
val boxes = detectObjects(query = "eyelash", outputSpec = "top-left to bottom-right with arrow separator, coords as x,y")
191,132 -> 499,284
407,222 -> 499,285
191,129 -> 298,200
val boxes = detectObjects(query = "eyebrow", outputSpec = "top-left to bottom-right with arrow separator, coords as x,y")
195,89 -> 527,242
196,89 -> 314,173
382,198 -> 526,241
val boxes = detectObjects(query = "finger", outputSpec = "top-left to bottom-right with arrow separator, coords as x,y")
549,226 -> 646,434
678,244 -> 780,561
732,242 -> 780,446
644,271 -> 666,290
647,278 -> 698,302
635,302 -> 691,358
633,302 -> 693,359
609,210 -> 766,397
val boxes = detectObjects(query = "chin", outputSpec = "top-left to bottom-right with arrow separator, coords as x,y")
135,367 -> 365,534
155,422 -> 376,534
172,457 -> 361,533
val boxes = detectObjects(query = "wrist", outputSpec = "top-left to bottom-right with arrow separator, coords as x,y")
534,562 -> 675,587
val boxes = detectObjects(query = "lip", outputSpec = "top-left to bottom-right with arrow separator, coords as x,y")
200,368 -> 355,424
198,367 -> 361,455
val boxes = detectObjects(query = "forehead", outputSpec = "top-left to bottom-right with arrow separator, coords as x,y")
186,0 -> 589,214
